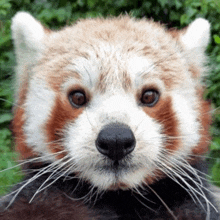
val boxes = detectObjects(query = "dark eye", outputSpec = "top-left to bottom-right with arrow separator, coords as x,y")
141,90 -> 159,107
68,91 -> 87,108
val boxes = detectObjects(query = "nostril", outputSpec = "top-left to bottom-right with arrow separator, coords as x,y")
124,139 -> 135,154
96,140 -> 109,155
95,123 -> 136,161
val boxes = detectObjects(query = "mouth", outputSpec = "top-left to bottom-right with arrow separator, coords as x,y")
102,160 -> 122,172
76,154 -> 153,191
96,156 -> 138,173
94,160 -> 133,190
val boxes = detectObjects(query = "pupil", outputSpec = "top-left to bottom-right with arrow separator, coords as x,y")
144,91 -> 154,103
74,93 -> 84,105
141,89 -> 159,107
69,91 -> 86,107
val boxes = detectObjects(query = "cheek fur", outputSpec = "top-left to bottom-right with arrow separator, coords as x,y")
192,90 -> 212,156
13,78 -> 36,160
13,107 -> 36,160
46,96 -> 84,158
144,169 -> 164,186
143,96 -> 180,152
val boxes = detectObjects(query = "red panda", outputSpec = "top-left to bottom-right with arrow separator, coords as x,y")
0,12 -> 219,219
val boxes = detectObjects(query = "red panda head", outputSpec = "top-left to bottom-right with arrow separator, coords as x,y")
11,12 -> 211,190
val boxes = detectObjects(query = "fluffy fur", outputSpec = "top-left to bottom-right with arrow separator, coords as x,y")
0,12 -> 219,219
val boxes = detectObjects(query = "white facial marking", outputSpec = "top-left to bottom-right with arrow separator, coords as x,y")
24,77 -> 56,161
171,89 -> 200,157
68,56 -> 100,89
61,77 -> 81,94
128,56 -> 155,86
128,56 -> 154,76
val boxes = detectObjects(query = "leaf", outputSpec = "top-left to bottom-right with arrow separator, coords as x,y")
0,113 -> 12,124
214,35 -> 220,44
158,0 -> 169,8
186,7 -> 197,18
170,11 -> 180,21
180,14 -> 189,25
87,0 -> 98,8
210,138 -> 220,150
0,0 -> 11,16
211,161 -> 220,187
0,128 -> 11,140
174,0 -> 182,9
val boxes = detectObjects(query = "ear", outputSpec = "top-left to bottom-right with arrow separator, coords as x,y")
179,18 -> 210,68
180,18 -> 210,51
11,12 -> 47,65
11,12 -> 48,94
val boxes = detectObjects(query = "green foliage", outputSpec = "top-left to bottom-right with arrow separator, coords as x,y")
0,78 -> 23,193
214,35 -> 220,44
0,128 -> 22,195
0,0 -> 220,194
0,0 -> 11,16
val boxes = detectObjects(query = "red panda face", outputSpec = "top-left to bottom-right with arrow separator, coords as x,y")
12,13 -> 211,191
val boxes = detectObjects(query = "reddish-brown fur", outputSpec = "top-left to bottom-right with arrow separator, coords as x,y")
193,89 -> 212,156
144,96 -> 180,151
12,108 -> 36,160
46,96 -> 84,158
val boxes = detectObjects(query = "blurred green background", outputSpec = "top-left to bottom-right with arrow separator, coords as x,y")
0,0 -> 220,195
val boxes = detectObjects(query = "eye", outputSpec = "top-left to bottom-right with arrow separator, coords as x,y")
68,90 -> 87,108
141,89 -> 159,107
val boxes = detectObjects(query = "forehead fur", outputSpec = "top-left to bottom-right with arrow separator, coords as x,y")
35,16 -> 188,92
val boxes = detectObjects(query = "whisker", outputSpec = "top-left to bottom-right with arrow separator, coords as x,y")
85,107 -> 97,132
158,156 -> 219,214
132,193 -> 157,213
63,184 -> 97,204
169,157 -> 220,196
0,149 -> 67,174
133,186 -> 156,204
157,157 -> 206,209
28,156 -> 73,203
147,184 -> 178,220
5,160 -> 64,209
156,162 -> 198,204
0,98 -> 24,110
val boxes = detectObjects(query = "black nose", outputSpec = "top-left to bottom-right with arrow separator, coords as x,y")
95,123 -> 136,161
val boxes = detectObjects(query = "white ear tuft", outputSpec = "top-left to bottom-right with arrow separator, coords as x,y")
181,18 -> 210,51
11,12 -> 46,65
